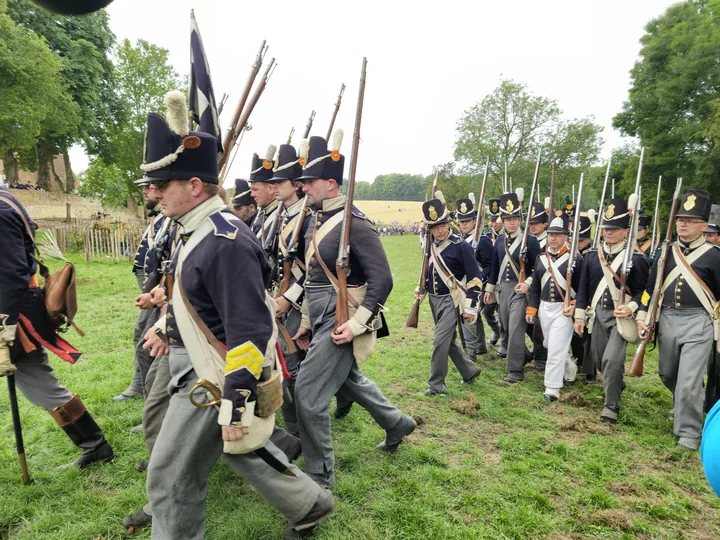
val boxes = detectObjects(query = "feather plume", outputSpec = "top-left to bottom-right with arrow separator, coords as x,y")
587,209 -> 596,222
564,194 -> 572,205
331,129 -> 344,152
628,193 -> 639,211
298,139 -> 309,160
436,190 -> 446,205
37,231 -> 67,261
544,197 -> 551,210
265,144 -> 277,162
469,192 -> 476,205
165,91 -> 189,137
516,187 -> 524,203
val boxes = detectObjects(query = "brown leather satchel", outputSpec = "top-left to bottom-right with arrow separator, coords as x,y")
0,194 -> 82,334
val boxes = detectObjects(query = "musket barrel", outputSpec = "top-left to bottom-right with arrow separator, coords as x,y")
472,158 -> 490,246
326,83 -> 346,141
594,158 -> 612,248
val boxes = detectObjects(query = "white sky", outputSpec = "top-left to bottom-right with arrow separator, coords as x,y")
69,0 -> 679,187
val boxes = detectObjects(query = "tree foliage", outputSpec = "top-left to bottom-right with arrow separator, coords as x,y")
613,0 -> 720,200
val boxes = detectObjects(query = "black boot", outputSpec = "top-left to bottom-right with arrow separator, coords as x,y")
334,397 -> 354,420
270,427 -> 302,462
285,487 -> 335,539
51,395 -> 114,470
123,508 -> 153,534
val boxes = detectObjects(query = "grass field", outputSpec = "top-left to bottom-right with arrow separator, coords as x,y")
1,235 -> 719,539
353,200 -> 423,224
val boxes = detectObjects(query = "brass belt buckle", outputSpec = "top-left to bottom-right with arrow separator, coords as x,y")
189,378 -> 222,408
713,302 -> 720,321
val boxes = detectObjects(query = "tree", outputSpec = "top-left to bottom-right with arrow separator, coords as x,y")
614,0 -> 720,200
7,0 -> 116,191
0,0 -> 69,184
454,79 -> 603,206
86,39 -> 184,204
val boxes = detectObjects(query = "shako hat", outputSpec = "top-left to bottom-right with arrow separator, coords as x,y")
499,188 -> 523,219
601,198 -> 631,229
676,189 -> 712,221
638,214 -> 651,229
563,194 -> 575,219
249,145 -> 277,183
578,210 -> 595,239
423,191 -> 450,226
455,194 -> 477,222
232,179 -> 254,207
704,204 -> 720,234
528,201 -> 548,224
138,91 -> 220,185
488,198 -> 501,218
297,131 -> 345,183
547,214 -> 569,234
269,142 -> 305,182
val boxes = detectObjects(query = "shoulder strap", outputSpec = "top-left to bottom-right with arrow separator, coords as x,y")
597,246 -> 631,296
176,272 -> 227,360
310,219 -> 360,308
544,253 -> 567,302
672,243 -> 718,317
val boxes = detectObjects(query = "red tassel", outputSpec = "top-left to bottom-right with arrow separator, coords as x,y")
275,342 -> 291,380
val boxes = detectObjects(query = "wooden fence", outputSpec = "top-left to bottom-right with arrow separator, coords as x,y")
40,224 -> 147,261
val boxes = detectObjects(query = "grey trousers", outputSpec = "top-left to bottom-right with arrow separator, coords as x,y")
294,287 -> 403,487
147,347 -> 320,540
497,282 -> 529,378
658,309 -> 713,441
142,354 -> 171,456
482,301 -> 501,338
589,307 -> 627,410
429,295 -> 480,392
279,307 -> 304,436
128,272 -> 156,396
462,298 -> 487,356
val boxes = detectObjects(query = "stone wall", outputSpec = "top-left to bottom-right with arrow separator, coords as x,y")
0,155 -> 77,192
10,189 -> 143,224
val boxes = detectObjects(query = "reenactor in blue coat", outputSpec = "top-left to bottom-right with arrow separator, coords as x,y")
637,214 -> 653,258
573,198 -> 649,424
637,190 -> 720,450
704,205 -> 720,245
570,213 -> 597,384
484,190 -> 542,383
481,198 -> 505,352
528,200 -> 549,371
0,188 -> 114,469
248,146 -> 281,241
230,178 -> 257,227
417,193 -> 483,395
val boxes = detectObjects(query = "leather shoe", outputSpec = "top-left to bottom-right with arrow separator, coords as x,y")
377,415 -> 416,452
57,441 -> 113,470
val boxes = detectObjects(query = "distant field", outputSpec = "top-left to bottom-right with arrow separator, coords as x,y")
354,200 -> 423,224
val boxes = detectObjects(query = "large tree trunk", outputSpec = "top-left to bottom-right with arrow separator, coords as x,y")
3,150 -> 20,186
62,148 -> 75,193
49,154 -> 65,192
35,143 -> 52,191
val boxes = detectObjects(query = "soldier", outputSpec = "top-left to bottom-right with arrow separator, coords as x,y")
526,214 -> 580,400
483,198 -> 505,351
249,147 -> 281,241
114,187 -> 166,403
0,188 -> 114,469
527,200 -> 549,371
484,190 -> 542,383
418,194 -> 483,395
230,178 -> 257,227
454,196 -> 493,360
703,205 -> 720,245
637,214 -> 653,257
138,93 -> 333,539
292,133 -> 416,489
637,189 -> 720,450
571,213 -> 597,384
573,198 -> 649,424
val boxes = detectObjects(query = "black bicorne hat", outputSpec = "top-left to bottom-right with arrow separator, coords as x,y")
601,198 -> 631,229
676,189 -> 712,221
269,143 -> 304,182
528,201 -> 548,224
638,215 -> 651,229
232,179 -> 254,207
423,192 -> 450,226
249,145 -> 277,183
455,197 -> 476,222
138,92 -> 220,185
547,214 -> 569,234
499,191 -> 522,219
488,198 -> 501,217
297,132 -> 345,183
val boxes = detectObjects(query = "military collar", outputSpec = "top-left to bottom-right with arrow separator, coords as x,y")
262,199 -> 280,214
176,195 -> 226,234
678,235 -> 706,250
435,232 -> 461,248
283,196 -> 305,216
548,245 -> 568,258
602,239 -> 626,255
507,230 -> 520,240
534,230 -> 547,241
319,195 -> 345,213
148,203 -> 163,217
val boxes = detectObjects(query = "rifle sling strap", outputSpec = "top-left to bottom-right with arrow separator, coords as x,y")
310,218 -> 359,309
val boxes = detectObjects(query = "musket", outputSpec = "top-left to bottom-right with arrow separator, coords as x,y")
504,160 -> 508,193
549,158 -> 557,217
220,56 -> 277,181
218,93 -> 229,116
302,110 -> 316,139
431,168 -> 439,197
619,147 -> 645,307
519,149 -> 542,282
650,176 -> 662,254
277,197 -> 309,298
286,127 -> 295,145
565,173 -> 584,312
407,170 -> 438,328
326,83 -> 346,141
8,375 -> 31,484
335,58 -> 367,330
471,158 -> 490,246
630,177 -> 682,376
218,40 -> 267,172
142,217 -> 173,293
572,184 -> 576,207
611,177 -> 616,198
593,158 -> 612,249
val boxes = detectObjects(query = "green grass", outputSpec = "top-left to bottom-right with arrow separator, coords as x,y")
1,235 -> 719,539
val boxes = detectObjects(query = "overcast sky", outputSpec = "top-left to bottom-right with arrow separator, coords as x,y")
69,0 -> 679,188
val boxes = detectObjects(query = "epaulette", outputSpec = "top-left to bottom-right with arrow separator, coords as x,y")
209,210 -> 239,240
351,206 -> 369,221
448,233 -> 462,244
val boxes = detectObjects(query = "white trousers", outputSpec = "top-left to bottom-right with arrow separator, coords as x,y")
539,302 -> 574,390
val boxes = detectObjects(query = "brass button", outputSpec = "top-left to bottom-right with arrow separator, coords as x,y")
239,407 -> 246,413
676,303 -> 681,308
